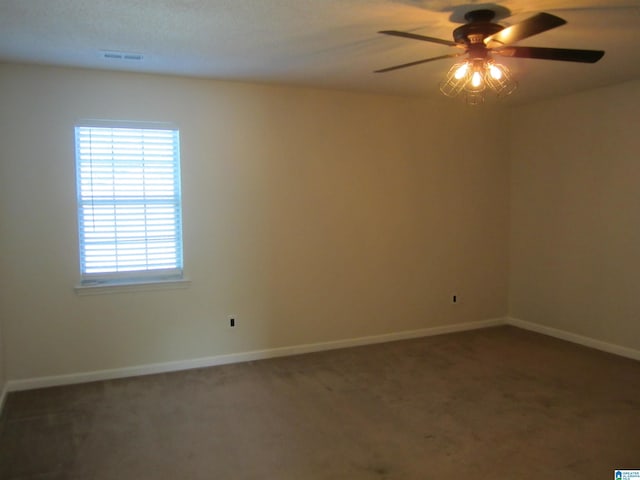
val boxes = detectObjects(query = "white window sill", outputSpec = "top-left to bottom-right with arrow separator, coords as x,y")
74,278 -> 191,296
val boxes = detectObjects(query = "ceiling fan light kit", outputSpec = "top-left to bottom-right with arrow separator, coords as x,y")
376,9 -> 605,105
440,59 -> 517,105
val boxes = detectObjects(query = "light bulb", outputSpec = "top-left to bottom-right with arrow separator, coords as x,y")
471,71 -> 483,88
454,63 -> 469,80
489,64 -> 503,80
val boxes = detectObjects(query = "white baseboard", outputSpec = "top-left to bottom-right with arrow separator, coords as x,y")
5,317 -> 638,395
6,317 -> 504,393
505,316 -> 640,362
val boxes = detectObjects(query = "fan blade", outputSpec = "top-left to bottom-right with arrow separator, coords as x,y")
485,13 -> 566,47
495,46 -> 604,63
374,53 -> 464,73
379,30 -> 457,47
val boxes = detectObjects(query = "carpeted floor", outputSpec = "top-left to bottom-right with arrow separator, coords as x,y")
1,325 -> 639,479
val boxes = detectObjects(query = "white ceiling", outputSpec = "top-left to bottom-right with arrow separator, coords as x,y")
1,0 -> 639,105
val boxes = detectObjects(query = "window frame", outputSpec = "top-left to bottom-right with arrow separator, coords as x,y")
73,119 -> 187,293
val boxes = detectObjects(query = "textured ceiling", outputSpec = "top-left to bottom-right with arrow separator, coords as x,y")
1,0 -> 639,104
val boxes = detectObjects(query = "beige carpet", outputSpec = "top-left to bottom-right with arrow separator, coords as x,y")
1,325 -> 639,479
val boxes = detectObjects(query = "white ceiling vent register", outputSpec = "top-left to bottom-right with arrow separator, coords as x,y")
101,50 -> 144,61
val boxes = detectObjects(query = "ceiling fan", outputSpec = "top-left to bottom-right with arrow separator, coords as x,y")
375,9 -> 605,103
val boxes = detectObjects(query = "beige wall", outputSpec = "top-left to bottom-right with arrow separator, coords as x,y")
509,80 -> 640,350
0,63 -> 510,381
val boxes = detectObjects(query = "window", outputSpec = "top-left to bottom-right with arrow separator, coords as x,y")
74,121 -> 184,287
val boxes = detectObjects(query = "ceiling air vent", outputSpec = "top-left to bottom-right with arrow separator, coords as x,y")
101,50 -> 144,61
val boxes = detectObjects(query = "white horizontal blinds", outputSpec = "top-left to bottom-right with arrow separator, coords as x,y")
75,124 -> 183,282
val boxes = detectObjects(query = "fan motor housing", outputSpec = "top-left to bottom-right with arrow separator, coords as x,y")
453,9 -> 504,45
